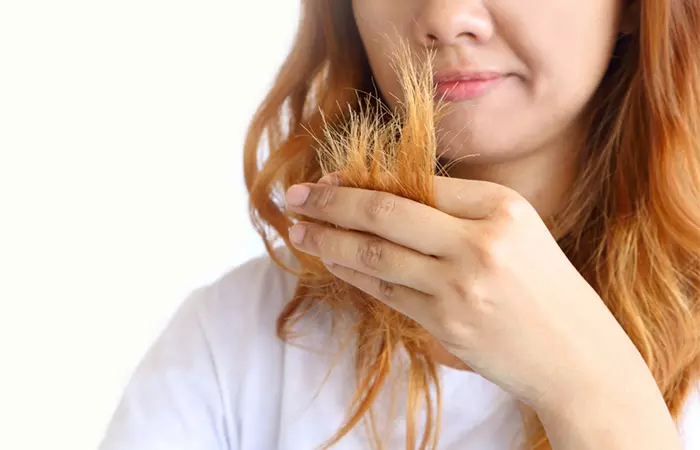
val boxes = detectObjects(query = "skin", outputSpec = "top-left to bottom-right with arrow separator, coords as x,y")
285,1 -> 683,448
351,0 -> 624,218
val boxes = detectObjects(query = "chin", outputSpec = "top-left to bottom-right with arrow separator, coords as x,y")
439,148 -> 522,168
436,129 -> 528,167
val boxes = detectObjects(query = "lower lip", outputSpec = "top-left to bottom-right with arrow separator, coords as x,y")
435,76 -> 505,101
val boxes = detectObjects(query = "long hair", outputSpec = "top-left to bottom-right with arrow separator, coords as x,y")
243,1 -> 700,449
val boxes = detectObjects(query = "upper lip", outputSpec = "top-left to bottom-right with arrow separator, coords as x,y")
433,69 -> 504,84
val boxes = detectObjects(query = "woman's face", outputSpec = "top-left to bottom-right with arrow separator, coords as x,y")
351,0 -> 629,164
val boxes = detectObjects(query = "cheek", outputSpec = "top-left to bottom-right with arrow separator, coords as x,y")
352,0 -> 623,157
541,32 -> 617,87
524,3 -> 621,97
352,0 -> 418,108
366,55 -> 406,110
526,28 -> 618,139
496,3 -> 621,139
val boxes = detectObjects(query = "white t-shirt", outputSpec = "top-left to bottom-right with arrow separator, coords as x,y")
100,249 -> 700,450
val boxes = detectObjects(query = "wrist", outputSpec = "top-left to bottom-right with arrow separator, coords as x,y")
531,328 -> 663,430
533,373 -> 682,450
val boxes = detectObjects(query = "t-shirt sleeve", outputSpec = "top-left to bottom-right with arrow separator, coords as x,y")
99,286 -> 232,450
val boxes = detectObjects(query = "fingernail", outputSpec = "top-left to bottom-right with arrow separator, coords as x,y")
289,224 -> 307,244
286,185 -> 311,206
322,259 -> 334,267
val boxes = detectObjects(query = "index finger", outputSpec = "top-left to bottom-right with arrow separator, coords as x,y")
433,176 -> 515,220
285,182 -> 462,257
320,172 -> 516,220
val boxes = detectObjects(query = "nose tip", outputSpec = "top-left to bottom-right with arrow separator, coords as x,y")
414,3 -> 494,47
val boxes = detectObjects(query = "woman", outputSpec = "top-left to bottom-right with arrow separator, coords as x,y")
100,1 -> 700,449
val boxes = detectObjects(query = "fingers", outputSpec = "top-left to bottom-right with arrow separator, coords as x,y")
432,176 -> 515,219
285,182 -> 462,257
323,262 -> 433,324
319,171 -> 524,220
288,222 -> 445,295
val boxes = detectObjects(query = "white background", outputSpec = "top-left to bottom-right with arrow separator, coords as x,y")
0,1 -> 300,449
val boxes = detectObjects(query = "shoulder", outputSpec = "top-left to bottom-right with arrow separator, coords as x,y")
191,246 -> 299,339
177,247 -> 301,381
148,247 -> 299,359
99,248 -> 300,450
194,247 -> 298,318
191,247 -> 299,342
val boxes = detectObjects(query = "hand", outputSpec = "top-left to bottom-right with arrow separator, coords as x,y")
284,175 -> 654,414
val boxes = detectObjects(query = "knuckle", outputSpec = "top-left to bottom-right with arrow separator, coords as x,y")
454,280 -> 493,316
457,222 -> 508,271
447,277 -> 470,301
455,224 -> 474,250
364,191 -> 396,222
357,238 -> 384,270
433,313 -> 453,335
492,192 -> 529,221
474,233 -> 507,269
471,218 -> 512,269
433,305 -> 464,341
376,278 -> 396,301
311,184 -> 336,210
466,283 -> 492,313
443,269 -> 493,316
306,226 -> 326,251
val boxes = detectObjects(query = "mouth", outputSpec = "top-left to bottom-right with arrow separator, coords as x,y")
433,70 -> 506,102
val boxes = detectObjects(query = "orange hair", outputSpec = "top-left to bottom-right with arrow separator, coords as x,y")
243,1 -> 700,449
